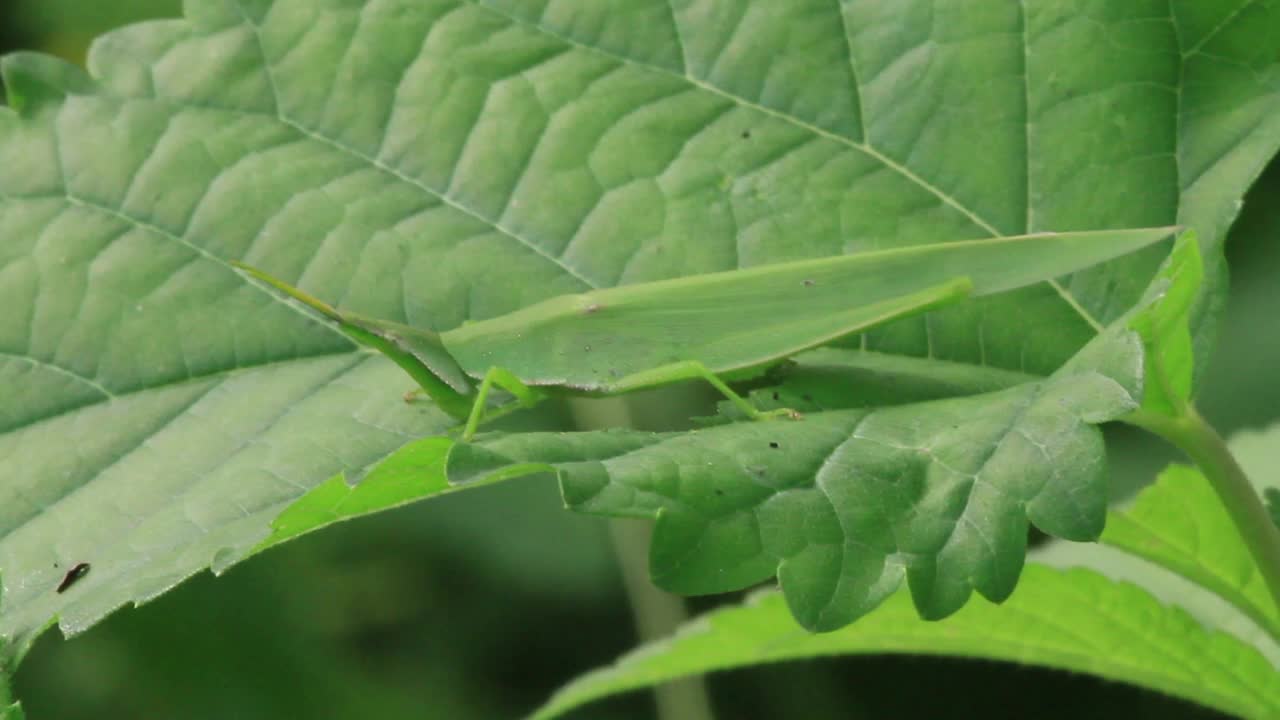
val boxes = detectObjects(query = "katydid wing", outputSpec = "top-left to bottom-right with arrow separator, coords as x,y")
236,226 -> 1179,435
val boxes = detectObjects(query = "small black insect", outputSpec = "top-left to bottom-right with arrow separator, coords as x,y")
56,562 -> 90,593
769,441 -> 780,449
741,130 -> 752,139
802,279 -> 815,287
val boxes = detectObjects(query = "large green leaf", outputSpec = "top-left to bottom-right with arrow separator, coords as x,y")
1,0 -> 1278,663
528,565 -> 1280,720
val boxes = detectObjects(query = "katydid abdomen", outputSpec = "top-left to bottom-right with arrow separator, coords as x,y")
439,227 -> 1179,392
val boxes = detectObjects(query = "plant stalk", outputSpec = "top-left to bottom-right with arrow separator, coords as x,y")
568,396 -> 716,720
1129,406 -> 1280,614
609,519 -> 717,720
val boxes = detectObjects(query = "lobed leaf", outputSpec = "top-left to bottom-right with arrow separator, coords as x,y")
444,238 -> 1207,630
449,330 -> 1141,628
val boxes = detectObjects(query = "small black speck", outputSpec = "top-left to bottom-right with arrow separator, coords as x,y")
771,391 -> 780,401
741,130 -> 751,139
56,562 -> 90,593
715,489 -> 725,496
769,441 -> 780,449
802,279 -> 815,287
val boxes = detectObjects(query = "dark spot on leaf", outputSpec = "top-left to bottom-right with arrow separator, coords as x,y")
802,279 -> 815,287
741,130 -> 751,139
56,562 -> 90,593
801,394 -> 814,402
769,441 -> 780,449
1266,488 -> 1280,527
715,489 -> 725,496
771,391 -> 780,401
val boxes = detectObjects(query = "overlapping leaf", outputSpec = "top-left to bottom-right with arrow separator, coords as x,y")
2,0 -> 1279,664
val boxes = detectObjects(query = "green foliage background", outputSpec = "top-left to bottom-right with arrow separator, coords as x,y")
1,2 -> 1277,718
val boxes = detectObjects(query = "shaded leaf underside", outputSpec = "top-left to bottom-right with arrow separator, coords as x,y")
0,0 -> 1276,656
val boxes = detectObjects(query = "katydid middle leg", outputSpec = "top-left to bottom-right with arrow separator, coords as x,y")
606,360 -> 801,421
462,366 -> 548,440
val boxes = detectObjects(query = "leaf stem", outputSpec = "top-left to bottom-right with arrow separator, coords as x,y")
1128,407 -> 1280,615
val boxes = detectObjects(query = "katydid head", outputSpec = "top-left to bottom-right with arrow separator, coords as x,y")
229,261 -> 345,323
232,261 -> 476,420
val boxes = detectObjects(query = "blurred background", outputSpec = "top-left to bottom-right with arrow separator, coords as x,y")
2,3 -> 1275,718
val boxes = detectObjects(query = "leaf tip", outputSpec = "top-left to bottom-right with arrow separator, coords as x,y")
0,52 -> 95,113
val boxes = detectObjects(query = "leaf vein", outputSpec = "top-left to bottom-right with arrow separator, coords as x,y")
0,351 -> 115,400
231,4 -> 601,290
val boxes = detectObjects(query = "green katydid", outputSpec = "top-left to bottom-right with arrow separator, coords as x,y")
234,227 -> 1179,439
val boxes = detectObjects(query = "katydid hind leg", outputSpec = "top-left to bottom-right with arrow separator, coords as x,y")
606,360 -> 801,422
